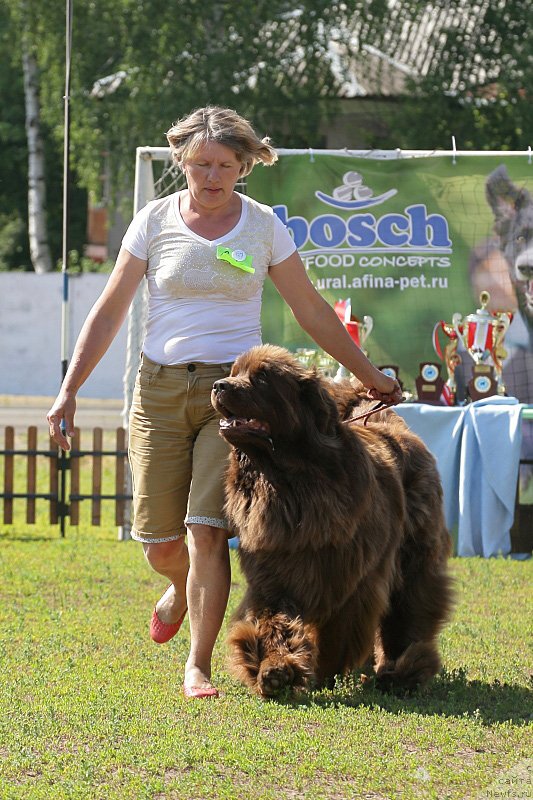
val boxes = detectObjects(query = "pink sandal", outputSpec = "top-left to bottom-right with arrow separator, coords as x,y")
150,607 -> 187,644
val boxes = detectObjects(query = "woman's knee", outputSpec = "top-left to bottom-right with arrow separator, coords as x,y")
187,524 -> 228,557
143,536 -> 187,573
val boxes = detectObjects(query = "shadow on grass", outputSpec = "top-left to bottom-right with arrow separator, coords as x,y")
0,532 -> 58,543
275,668 -> 533,726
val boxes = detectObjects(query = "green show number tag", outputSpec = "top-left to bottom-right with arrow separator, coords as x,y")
216,245 -> 255,273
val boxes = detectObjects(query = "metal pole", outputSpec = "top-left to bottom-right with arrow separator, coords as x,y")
59,0 -> 73,537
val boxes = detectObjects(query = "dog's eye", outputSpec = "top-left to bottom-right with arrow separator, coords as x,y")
516,235 -> 526,244
250,370 -> 270,389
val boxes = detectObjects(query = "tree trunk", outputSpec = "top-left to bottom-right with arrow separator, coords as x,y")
22,41 -> 53,273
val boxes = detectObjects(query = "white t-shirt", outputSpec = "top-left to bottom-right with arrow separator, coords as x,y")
122,191 -> 296,364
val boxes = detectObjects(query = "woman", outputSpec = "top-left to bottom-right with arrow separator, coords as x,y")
47,106 -> 401,699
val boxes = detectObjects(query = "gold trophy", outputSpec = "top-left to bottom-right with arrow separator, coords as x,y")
334,299 -> 373,382
430,320 -> 462,405
452,291 -> 513,401
295,348 -> 337,378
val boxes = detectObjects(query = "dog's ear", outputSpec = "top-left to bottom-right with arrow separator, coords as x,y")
486,165 -> 532,236
300,372 -> 340,438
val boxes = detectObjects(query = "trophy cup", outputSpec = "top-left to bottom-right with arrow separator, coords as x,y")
491,311 -> 513,394
452,291 -> 513,401
429,320 -> 462,405
295,348 -> 337,377
378,365 -> 404,393
415,362 -> 446,405
334,299 -> 373,382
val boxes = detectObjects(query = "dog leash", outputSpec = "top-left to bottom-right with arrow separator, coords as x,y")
344,399 -> 402,427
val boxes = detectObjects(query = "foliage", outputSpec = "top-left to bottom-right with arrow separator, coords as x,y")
59,249 -> 115,274
0,214 -> 28,271
2,0 -> 532,271
354,0 -> 533,150
0,1 -> 88,270
0,4 -> 32,269
34,0 -> 350,201
0,510 -> 531,799
2,0 -> 353,270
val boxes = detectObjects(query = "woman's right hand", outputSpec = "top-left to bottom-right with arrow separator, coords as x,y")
47,393 -> 76,451
44,249 -> 147,451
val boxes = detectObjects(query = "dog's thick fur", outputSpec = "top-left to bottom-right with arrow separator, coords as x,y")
212,345 -> 453,698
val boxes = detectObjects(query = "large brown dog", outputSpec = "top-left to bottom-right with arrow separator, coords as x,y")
211,345 -> 453,698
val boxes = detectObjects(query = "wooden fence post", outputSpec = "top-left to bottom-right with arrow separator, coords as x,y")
26,426 -> 37,524
91,428 -> 103,526
70,428 -> 80,525
3,427 -> 14,524
49,435 -> 59,524
1,425 -> 132,533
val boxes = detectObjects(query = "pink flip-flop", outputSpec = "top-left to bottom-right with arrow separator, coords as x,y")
183,685 -> 219,699
150,607 -> 187,644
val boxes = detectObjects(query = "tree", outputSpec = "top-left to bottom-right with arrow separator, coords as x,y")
6,0 -> 530,273
1,0 -> 87,272
3,1 -> 53,272
345,0 -> 533,150
22,40 -> 53,273
0,4 -> 30,270
36,0 -> 353,204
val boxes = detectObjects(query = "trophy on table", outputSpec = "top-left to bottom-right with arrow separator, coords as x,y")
295,348 -> 337,377
379,364 -> 404,394
415,361 -> 446,405
452,290 -> 513,401
426,320 -> 462,405
333,299 -> 373,382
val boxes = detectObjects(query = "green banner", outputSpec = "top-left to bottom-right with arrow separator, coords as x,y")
249,154 -> 533,403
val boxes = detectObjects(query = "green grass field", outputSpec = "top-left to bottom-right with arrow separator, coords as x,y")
0,522 -> 531,800
0,429 -> 532,799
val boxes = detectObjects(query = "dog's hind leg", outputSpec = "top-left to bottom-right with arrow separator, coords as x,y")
315,575 -> 392,687
374,554 -> 453,690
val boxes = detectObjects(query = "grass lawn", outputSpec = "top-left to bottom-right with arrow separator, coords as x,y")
0,521 -> 531,800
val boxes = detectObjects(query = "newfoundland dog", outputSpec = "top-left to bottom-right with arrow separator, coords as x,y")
212,345 -> 452,697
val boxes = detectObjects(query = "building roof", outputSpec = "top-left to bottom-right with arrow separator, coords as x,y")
330,0 -> 518,97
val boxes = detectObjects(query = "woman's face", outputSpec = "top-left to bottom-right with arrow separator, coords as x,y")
182,141 -> 242,211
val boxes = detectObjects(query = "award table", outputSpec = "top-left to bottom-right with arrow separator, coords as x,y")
394,398 -> 531,558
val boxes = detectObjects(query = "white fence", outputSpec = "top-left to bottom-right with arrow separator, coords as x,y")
0,273 -> 127,399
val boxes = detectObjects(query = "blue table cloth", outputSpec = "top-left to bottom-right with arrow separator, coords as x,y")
395,397 -> 524,557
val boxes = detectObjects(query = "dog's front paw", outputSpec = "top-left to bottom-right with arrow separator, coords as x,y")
257,662 -> 295,697
228,610 -> 319,697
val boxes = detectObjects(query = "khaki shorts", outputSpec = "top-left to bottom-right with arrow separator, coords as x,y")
128,354 -> 232,543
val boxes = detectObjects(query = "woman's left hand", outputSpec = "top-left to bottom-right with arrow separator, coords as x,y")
366,370 -> 403,405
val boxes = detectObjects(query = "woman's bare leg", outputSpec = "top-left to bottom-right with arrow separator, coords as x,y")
184,524 -> 231,690
143,536 -> 189,623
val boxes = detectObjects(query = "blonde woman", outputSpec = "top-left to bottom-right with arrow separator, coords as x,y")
47,106 -> 401,698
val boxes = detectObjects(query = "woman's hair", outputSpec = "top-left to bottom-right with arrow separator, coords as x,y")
166,106 -> 278,176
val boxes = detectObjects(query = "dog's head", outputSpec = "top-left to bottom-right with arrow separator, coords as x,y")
486,165 -> 533,317
211,344 -> 341,459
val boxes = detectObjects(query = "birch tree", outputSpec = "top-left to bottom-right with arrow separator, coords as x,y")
4,0 -> 53,272
22,38 -> 52,273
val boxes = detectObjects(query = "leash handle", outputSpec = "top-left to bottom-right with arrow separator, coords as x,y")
345,397 -> 403,427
